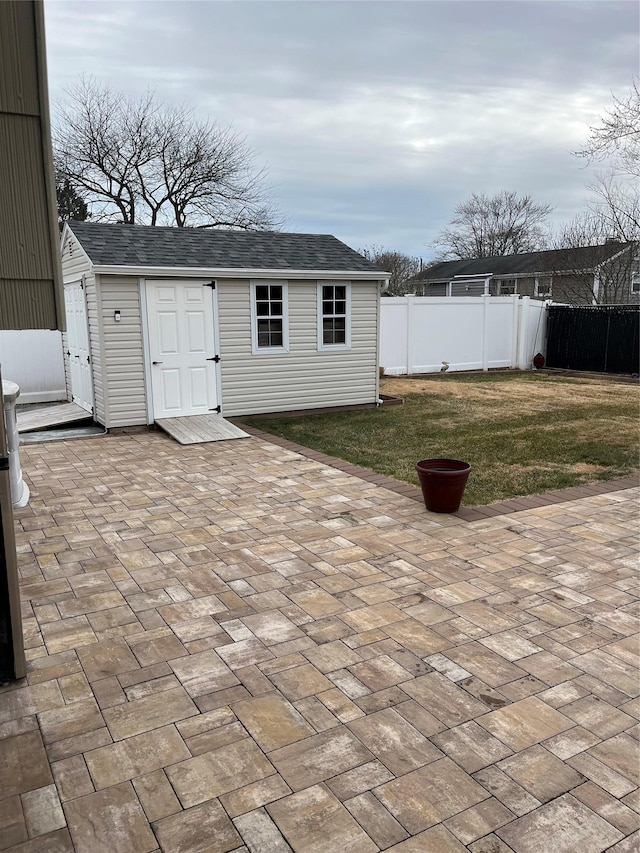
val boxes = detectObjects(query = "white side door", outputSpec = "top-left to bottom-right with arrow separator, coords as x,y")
145,281 -> 219,420
64,281 -> 93,413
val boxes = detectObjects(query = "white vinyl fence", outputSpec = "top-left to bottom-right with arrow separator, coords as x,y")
380,295 -> 547,375
0,331 -> 67,404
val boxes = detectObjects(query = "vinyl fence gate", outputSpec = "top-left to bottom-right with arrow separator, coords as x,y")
546,305 -> 640,375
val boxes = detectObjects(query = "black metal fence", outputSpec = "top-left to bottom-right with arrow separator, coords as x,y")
546,305 -> 640,375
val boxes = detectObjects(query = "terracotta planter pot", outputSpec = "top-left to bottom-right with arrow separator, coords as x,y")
415,458 -> 471,513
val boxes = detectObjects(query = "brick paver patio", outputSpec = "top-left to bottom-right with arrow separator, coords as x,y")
1,429 -> 638,852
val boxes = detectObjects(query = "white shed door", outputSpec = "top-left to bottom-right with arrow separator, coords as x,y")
64,282 -> 93,413
145,281 -> 219,420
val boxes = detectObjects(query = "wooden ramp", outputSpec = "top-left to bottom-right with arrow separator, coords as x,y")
155,414 -> 250,445
17,402 -> 91,433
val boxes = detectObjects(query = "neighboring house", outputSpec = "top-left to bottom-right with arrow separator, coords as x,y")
60,221 -> 388,427
413,242 -> 639,305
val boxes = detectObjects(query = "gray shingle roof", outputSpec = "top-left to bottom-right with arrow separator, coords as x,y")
415,242 -> 632,282
67,221 -> 386,274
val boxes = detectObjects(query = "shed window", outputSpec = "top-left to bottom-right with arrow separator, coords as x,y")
632,272 -> 640,294
317,282 -> 351,350
250,281 -> 289,354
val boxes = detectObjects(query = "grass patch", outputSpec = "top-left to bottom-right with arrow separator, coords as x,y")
238,373 -> 640,505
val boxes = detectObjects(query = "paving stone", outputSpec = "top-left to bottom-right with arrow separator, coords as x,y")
477,696 -> 574,750
345,791 -> 409,848
166,737 -> 275,807
154,798 -> 242,853
496,745 -> 585,802
267,784 -> 378,853
375,757 -> 490,834
327,759 -> 395,801
233,808 -> 292,853
572,781 -> 640,834
472,766 -> 541,816
444,797 -> 515,845
402,672 -> 488,727
269,728 -> 374,791
562,695 -> 637,738
0,796 -> 27,849
347,654 -> 413,691
269,663 -> 334,701
132,770 -> 182,822
431,721 -> 513,772
232,694 -> 314,751
0,731 -> 53,799
496,793 -> 623,852
347,707 -> 443,775
221,775 -> 293,818
64,781 -> 157,853
301,639 -> 363,673
21,784 -> 66,838
587,732 -> 640,787
168,649 -> 239,696
543,725 -> 601,759
84,723 -> 189,788
102,686 -> 198,740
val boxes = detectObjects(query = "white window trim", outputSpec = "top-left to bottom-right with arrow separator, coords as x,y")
250,280 -> 289,354
498,278 -> 517,296
534,275 -> 552,298
317,281 -> 351,351
631,272 -> 640,294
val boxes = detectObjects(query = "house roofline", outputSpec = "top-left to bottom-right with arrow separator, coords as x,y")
92,264 -> 389,280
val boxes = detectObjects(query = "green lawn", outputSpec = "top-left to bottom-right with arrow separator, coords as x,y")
237,373 -> 640,505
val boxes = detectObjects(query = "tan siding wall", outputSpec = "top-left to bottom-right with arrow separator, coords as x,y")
0,1 -> 63,331
99,275 -> 147,427
218,279 -> 379,417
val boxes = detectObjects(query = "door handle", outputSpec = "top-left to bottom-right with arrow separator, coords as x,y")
152,361 -> 163,365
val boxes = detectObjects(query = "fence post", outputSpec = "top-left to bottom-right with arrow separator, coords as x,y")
517,296 -> 531,369
482,294 -> 490,371
406,295 -> 415,375
511,295 -> 520,369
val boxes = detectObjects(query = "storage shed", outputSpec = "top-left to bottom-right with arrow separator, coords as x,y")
60,221 -> 388,428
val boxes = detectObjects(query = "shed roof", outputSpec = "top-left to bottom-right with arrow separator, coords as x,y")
67,221 -> 385,274
415,242 -> 632,282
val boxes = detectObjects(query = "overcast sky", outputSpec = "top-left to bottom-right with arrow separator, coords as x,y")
44,0 -> 638,260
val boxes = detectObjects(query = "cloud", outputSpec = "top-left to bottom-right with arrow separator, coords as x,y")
44,0 -> 639,256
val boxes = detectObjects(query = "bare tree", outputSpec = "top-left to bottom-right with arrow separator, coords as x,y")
434,191 -> 553,259
359,246 -> 424,295
575,80 -> 640,241
54,77 -> 280,229
551,212 -> 636,304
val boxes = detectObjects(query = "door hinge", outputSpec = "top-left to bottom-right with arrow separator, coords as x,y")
205,281 -> 216,289
206,355 -> 220,363
209,405 -> 221,413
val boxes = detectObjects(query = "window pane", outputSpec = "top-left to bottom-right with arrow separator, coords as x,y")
269,285 -> 282,300
334,286 -> 346,300
322,285 -> 333,300
322,300 -> 333,315
271,301 -> 283,316
335,301 -> 346,315
255,286 -> 268,300
256,301 -> 270,316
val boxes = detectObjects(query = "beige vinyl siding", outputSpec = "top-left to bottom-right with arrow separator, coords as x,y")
60,234 -> 96,408
98,275 -> 147,427
218,279 -> 379,417
0,1 -> 63,331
